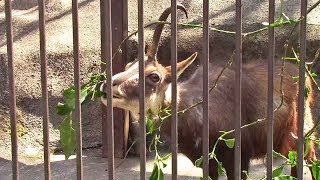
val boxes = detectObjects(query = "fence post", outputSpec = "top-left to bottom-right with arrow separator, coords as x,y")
101,0 -> 128,158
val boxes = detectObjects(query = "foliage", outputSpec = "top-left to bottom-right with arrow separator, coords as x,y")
56,74 -> 106,159
147,108 -> 172,180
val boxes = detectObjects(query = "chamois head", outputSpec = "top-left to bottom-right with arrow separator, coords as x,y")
101,5 -> 198,114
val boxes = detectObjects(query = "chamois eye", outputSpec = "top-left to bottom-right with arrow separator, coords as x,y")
148,73 -> 160,83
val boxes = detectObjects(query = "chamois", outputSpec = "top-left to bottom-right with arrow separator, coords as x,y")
100,5 -> 317,179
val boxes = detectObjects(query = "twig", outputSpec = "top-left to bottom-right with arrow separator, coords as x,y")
308,0 -> 320,14
115,140 -> 137,169
309,48 -> 320,72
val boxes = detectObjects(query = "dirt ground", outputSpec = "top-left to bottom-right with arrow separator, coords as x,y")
0,0 -> 319,178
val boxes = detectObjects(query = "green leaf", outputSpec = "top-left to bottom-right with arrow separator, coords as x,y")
59,114 -> 76,159
149,161 -> 165,180
195,156 -> 203,167
149,163 -> 159,180
223,138 -> 235,148
64,86 -> 88,107
312,160 -> 320,180
200,176 -> 212,180
63,86 -> 76,108
56,102 -> 73,116
272,165 -> 284,177
288,151 -> 297,166
311,73 -> 318,77
273,175 -> 297,180
217,161 -> 226,176
147,117 -> 154,134
270,16 -> 284,27
305,138 -> 311,158
305,86 -> 310,98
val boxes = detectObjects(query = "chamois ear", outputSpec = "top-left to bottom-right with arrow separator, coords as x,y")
165,52 -> 198,78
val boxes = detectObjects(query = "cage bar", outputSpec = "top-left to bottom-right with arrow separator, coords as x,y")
202,0 -> 210,179
170,1 -> 178,179
4,0 -> 19,179
297,0 -> 307,179
38,0 -> 51,179
71,0 -> 83,179
138,0 -> 146,179
100,0 -> 115,179
266,0 -> 275,179
234,0 -> 242,178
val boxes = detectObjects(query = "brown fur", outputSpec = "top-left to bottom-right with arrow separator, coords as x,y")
159,61 -> 316,179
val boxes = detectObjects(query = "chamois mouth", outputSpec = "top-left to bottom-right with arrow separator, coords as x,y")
112,94 -> 121,99
112,91 -> 123,99
101,93 -> 122,100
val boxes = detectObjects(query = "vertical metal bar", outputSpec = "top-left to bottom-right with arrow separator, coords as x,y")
266,0 -> 275,179
101,0 -> 115,179
101,0 -> 128,158
38,0 -> 51,179
234,0 -> 242,178
71,0 -> 83,179
121,0 -> 129,159
170,1 -> 178,179
202,0 -> 210,179
297,0 -> 307,178
138,0 -> 146,179
5,0 -> 19,179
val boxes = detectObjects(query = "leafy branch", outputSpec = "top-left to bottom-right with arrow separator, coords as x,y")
56,74 -> 106,159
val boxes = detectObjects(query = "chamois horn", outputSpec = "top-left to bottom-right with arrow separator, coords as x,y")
146,4 -> 188,61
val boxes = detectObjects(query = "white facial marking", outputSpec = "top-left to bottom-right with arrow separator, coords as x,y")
165,83 -> 172,103
127,74 -> 139,81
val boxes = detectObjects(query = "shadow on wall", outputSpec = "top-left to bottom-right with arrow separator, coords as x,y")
17,94 -> 102,131
11,0 -> 39,10
0,0 -> 95,47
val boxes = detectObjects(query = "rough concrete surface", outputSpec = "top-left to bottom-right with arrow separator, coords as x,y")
0,0 -> 319,179
0,148 -> 314,179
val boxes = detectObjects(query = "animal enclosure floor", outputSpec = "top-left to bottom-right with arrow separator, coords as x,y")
0,148 -> 313,180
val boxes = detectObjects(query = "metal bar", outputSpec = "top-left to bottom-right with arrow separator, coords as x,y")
202,0 -> 210,179
297,0 -> 307,178
102,0 -> 128,158
266,0 -> 275,179
234,0 -> 242,178
101,0 -> 115,179
71,0 -> 83,179
38,0 -> 51,179
5,0 -> 19,179
122,0 -> 129,159
170,1 -> 178,179
138,0 -> 146,179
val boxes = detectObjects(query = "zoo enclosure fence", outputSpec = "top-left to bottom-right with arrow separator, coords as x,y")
3,0 -> 308,179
